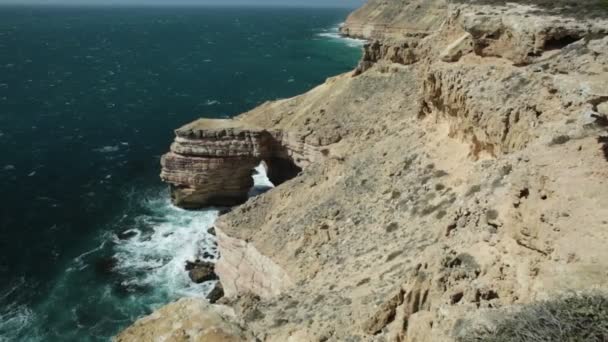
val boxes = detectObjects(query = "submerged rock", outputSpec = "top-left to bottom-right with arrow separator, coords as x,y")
94,256 -> 117,276
117,230 -> 137,240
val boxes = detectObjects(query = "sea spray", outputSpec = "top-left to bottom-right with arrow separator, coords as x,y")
112,196 -> 220,299
316,23 -> 367,48
113,164 -> 273,299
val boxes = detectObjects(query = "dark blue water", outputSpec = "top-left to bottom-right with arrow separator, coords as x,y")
0,6 -> 361,341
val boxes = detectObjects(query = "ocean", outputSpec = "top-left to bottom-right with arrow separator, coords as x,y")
0,6 -> 362,341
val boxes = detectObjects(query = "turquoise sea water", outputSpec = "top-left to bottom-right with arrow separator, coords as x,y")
0,6 -> 361,341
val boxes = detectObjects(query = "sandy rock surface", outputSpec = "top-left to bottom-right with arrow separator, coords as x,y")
114,298 -> 252,342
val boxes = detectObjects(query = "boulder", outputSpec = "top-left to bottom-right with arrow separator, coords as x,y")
186,260 -> 217,284
206,282 -> 224,304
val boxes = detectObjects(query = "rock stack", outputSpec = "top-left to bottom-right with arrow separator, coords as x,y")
160,119 -> 269,208
161,119 -> 317,208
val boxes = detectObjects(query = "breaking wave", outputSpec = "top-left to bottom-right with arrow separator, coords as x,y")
317,23 -> 366,47
0,279 -> 41,342
112,164 -> 273,299
112,194 -> 219,299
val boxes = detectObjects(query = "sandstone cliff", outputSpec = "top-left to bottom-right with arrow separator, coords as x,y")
119,1 -> 608,341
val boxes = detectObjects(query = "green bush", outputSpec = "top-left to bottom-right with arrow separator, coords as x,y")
459,292 -> 608,342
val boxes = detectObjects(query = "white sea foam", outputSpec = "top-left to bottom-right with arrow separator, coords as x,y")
205,100 -> 220,106
317,23 -> 366,48
113,195 -> 219,298
0,304 -> 36,342
94,145 -> 120,153
251,163 -> 274,189
0,280 -> 40,342
112,164 -> 274,299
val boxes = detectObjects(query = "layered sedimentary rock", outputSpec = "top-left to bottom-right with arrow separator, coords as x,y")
121,1 -> 608,341
339,0 -> 447,40
160,119 -> 330,208
160,119 -> 267,208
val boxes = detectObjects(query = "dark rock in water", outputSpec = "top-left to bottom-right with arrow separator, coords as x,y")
207,226 -> 216,236
117,230 -> 137,240
206,282 -> 224,304
185,260 -> 217,284
202,251 -> 215,259
95,256 -> 117,276
218,207 -> 233,216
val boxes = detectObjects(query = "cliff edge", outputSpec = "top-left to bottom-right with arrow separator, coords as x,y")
118,1 -> 608,341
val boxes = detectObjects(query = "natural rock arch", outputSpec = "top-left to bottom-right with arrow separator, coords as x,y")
160,119 -> 305,209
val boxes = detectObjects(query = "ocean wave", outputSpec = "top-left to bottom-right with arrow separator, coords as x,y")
317,24 -> 366,48
0,304 -> 37,342
94,145 -> 120,153
0,280 -> 41,342
111,164 -> 274,299
205,100 -> 221,106
112,194 -> 219,299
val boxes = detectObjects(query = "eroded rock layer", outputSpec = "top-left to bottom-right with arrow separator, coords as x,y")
160,119 -> 329,208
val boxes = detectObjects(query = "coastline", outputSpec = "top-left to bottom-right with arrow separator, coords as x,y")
0,7 -> 363,341
118,0 -> 608,341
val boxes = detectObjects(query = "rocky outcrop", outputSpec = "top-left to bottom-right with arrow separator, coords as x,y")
185,260 -> 217,284
160,119 -> 329,208
339,0 -> 448,40
214,222 -> 293,299
160,119 -> 268,208
114,298 -> 252,342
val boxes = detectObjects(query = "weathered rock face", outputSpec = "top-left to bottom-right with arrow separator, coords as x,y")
161,119 -> 328,208
114,298 -> 251,342
160,119 -> 271,208
339,0 -> 448,40
214,222 -> 293,299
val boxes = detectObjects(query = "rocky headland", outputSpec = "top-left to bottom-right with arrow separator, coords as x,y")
117,1 -> 608,341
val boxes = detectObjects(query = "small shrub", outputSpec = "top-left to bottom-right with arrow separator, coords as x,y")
466,185 -> 482,197
550,135 -> 571,146
459,292 -> 608,342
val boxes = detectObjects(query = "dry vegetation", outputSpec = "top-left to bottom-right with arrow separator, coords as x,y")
459,292 -> 608,342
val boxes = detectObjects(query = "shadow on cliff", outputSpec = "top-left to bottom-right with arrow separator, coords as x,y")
598,136 -> 608,161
